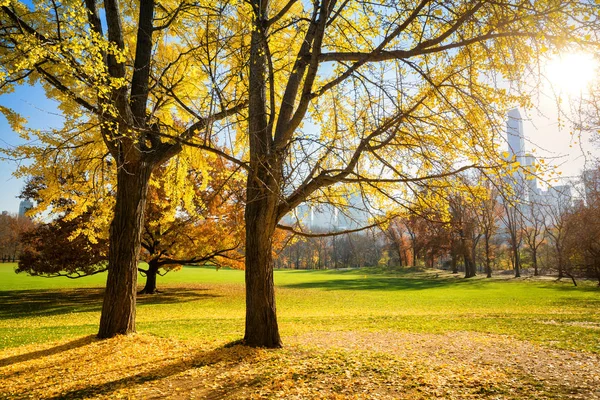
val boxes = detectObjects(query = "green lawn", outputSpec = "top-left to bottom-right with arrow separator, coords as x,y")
0,263 -> 599,353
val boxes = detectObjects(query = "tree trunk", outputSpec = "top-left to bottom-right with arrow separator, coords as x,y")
98,161 -> 152,339
139,259 -> 160,294
451,251 -> 458,274
513,247 -> 521,278
244,194 -> 282,348
557,252 -> 564,279
484,237 -> 491,277
243,0 -> 283,348
532,250 -> 538,276
464,251 -> 476,278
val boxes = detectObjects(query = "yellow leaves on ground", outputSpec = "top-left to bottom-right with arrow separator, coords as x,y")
1,331 -> 599,399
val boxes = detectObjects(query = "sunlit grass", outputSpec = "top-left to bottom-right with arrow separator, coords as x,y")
0,263 -> 598,353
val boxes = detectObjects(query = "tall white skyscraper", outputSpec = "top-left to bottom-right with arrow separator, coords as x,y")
506,108 -> 525,164
505,108 -> 526,198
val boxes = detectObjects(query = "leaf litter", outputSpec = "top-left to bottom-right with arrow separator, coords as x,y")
1,330 -> 599,399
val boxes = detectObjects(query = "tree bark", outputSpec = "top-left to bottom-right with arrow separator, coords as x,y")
98,160 -> 152,338
243,0 -> 282,348
532,250 -> 538,276
244,193 -> 282,348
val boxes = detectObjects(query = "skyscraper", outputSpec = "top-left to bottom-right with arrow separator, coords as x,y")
18,199 -> 33,217
506,108 -> 525,163
505,108 -> 526,198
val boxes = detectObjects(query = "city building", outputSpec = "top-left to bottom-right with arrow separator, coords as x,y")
18,199 -> 33,217
283,193 -> 370,232
582,168 -> 600,205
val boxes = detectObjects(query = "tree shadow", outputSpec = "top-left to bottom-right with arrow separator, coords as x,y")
47,342 -> 262,400
0,287 -> 221,320
280,275 -> 482,291
0,335 -> 98,367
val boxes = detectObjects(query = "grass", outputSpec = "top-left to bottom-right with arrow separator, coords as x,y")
1,263 -> 599,399
1,263 -> 598,352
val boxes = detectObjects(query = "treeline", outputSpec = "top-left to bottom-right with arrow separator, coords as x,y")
274,169 -> 600,285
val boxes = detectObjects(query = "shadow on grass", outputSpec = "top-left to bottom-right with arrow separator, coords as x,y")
279,274 -> 482,291
0,287 -> 220,320
47,342 -> 260,400
0,335 -> 97,367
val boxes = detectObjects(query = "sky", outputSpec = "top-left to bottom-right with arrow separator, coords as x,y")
1,62 -> 599,215
0,84 -> 63,214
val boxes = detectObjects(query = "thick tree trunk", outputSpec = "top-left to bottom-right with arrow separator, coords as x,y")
243,0 -> 283,348
244,195 -> 282,348
139,259 -> 160,294
98,161 -> 152,338
464,256 -> 476,278
532,251 -> 538,276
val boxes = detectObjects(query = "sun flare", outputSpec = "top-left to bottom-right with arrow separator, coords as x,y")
545,52 -> 598,95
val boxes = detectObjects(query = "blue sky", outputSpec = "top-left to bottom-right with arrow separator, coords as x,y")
0,84 -> 62,214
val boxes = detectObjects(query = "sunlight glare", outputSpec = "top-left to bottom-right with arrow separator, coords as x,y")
545,52 -> 598,95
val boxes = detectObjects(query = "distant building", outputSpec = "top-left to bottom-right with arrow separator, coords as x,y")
506,108 -> 526,164
505,108 -> 527,199
582,169 -> 600,205
524,153 -> 540,198
18,199 -> 33,217
283,193 -> 370,232
540,184 -> 572,212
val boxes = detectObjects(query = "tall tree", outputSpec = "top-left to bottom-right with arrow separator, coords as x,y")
1,0 -> 245,338
239,0 -> 600,347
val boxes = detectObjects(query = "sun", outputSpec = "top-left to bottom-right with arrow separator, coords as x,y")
545,52 -> 598,95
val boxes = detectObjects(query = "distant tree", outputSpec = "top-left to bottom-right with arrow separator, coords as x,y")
477,184 -> 502,278
500,197 -> 524,278
18,212 -> 108,277
543,194 -> 572,280
17,157 -> 245,292
563,170 -> 600,285
522,201 -> 546,276
0,213 -> 35,262
449,194 -> 478,278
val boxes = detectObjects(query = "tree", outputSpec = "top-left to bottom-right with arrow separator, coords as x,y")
239,0 -> 600,347
17,155 -> 245,292
138,160 -> 245,294
522,200 -> 546,276
543,188 -> 573,280
449,194 -> 479,278
1,0 -> 245,338
3,0 -> 599,348
0,212 -> 35,262
478,183 -> 502,278
500,199 -> 524,278
560,168 -> 600,285
18,212 -> 108,277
